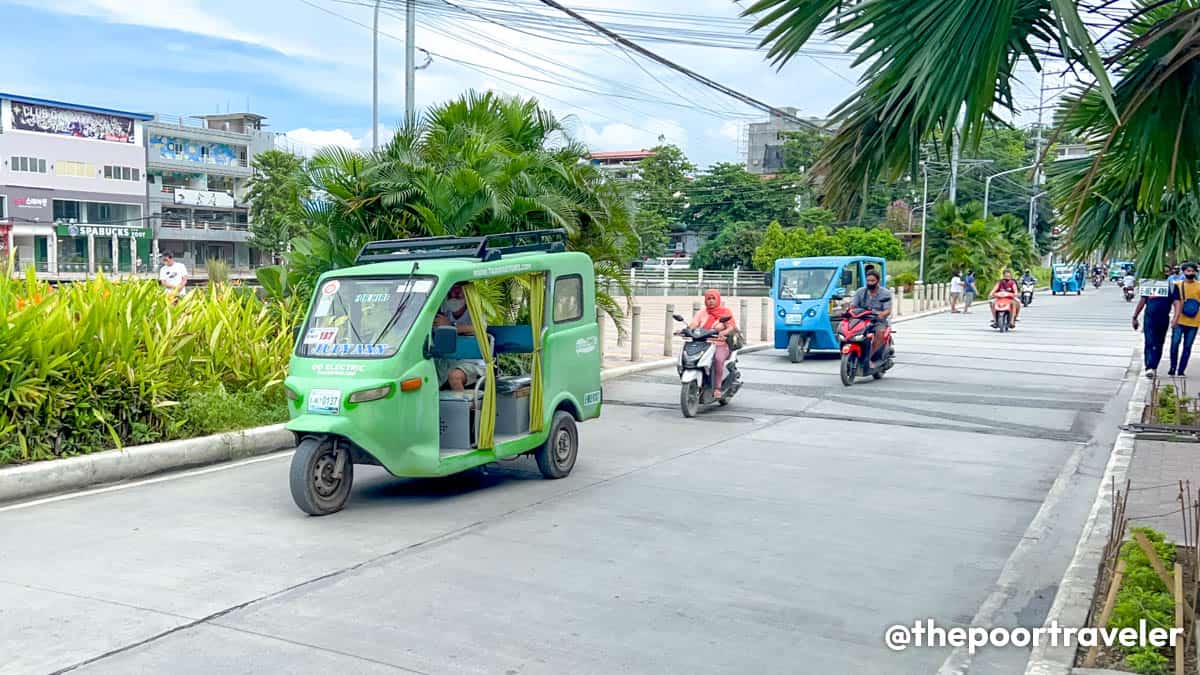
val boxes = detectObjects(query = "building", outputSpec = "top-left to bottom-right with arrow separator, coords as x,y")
144,112 -> 275,271
744,108 -> 829,175
587,149 -> 655,181
1054,143 -> 1092,161
0,93 -> 153,274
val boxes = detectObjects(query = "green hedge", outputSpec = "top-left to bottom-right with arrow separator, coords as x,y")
0,271 -> 298,465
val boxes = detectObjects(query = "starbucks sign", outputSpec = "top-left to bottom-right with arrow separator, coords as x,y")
56,224 -> 151,239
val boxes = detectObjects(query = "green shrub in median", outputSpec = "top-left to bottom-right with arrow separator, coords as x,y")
1108,527 -> 1178,675
0,270 -> 298,465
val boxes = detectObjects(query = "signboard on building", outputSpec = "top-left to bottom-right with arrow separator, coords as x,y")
173,188 -> 235,208
55,224 -> 151,239
13,197 -> 49,209
10,101 -> 135,144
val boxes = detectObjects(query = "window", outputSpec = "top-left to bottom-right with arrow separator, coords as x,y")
55,161 -> 96,178
553,275 -> 583,323
296,276 -> 436,359
0,195 -> 6,219
103,165 -> 141,182
779,268 -> 836,300
11,156 -> 46,174
54,200 -> 82,222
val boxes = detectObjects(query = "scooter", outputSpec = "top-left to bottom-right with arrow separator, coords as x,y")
1123,284 -> 1136,302
836,308 -> 894,387
1021,282 -> 1035,307
992,290 -> 1017,332
1093,273 -> 1104,288
672,314 -> 742,417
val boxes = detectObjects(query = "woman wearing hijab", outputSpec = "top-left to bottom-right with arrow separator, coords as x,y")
688,289 -> 737,398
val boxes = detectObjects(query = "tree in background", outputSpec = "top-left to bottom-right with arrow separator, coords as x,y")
684,162 -> 802,234
629,144 -> 693,257
691,222 -> 764,270
752,221 -> 905,271
246,149 -> 308,263
780,128 -> 826,173
264,91 -> 635,327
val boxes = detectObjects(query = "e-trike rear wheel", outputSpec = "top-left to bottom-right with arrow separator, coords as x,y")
535,411 -> 579,479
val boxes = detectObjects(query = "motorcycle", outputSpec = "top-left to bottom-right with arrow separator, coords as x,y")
1020,282 -> 1035,307
1123,284 -> 1136,302
992,290 -> 1017,332
836,308 -> 895,387
1093,273 -> 1104,288
672,314 -> 742,417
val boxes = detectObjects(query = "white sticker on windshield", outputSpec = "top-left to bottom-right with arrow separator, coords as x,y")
314,296 -> 333,317
304,327 -> 338,345
396,279 -> 434,293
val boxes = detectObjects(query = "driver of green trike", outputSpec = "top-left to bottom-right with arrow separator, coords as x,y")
432,283 -> 485,391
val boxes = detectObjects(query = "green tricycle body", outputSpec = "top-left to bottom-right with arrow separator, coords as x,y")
283,230 -> 602,515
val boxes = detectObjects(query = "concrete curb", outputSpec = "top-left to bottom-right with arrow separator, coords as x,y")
1024,349 -> 1148,675
0,424 -> 294,505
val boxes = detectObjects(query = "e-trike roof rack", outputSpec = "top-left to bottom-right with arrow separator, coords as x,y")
354,228 -> 567,265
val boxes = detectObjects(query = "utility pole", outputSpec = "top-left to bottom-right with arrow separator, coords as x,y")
919,161 -> 929,283
1029,191 -> 1047,236
405,0 -> 416,121
948,126 -> 961,204
372,0 -> 380,151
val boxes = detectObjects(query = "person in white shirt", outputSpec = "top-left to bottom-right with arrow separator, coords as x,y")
949,270 -> 965,313
1123,272 -> 1137,289
158,254 -> 188,298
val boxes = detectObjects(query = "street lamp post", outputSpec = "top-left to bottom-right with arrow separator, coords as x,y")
1029,191 -> 1048,236
919,161 -> 929,283
983,163 -> 1037,216
372,0 -> 380,151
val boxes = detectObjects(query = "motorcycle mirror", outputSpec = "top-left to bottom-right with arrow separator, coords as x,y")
832,287 -> 847,300
672,313 -> 686,322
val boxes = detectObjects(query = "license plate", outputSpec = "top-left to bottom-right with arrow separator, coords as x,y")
785,314 -> 805,324
307,388 -> 342,415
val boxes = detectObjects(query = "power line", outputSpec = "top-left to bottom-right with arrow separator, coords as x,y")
529,0 -> 829,132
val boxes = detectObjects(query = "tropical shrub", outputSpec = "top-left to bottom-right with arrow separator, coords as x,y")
752,221 -> 905,271
1107,527 -> 1178,675
0,270 -> 297,465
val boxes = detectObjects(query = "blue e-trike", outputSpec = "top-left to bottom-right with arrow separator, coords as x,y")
1051,264 -> 1082,295
765,256 -> 886,362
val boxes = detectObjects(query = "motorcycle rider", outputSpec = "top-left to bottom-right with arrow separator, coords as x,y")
1020,269 -> 1037,289
990,269 -> 1021,328
1123,268 -> 1137,294
687,288 -> 736,399
850,269 -> 893,368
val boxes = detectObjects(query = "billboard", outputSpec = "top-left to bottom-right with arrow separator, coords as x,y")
173,188 -> 235,208
10,101 -> 135,144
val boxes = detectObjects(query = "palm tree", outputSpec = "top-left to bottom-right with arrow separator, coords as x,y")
743,0 -> 1199,263
274,90 -> 635,327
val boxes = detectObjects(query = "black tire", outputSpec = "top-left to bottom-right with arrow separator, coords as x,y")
999,313 -> 1010,333
680,380 -> 700,418
535,411 -> 578,479
289,437 -> 353,516
787,334 -> 808,363
840,355 -> 856,387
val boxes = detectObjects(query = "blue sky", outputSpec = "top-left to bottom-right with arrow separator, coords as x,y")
0,0 -> 1051,168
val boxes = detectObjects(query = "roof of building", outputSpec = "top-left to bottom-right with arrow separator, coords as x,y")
195,113 -> 268,122
588,149 -> 655,161
0,92 -> 154,121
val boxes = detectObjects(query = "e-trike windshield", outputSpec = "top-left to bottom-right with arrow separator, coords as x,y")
778,268 -> 837,300
296,275 -> 435,359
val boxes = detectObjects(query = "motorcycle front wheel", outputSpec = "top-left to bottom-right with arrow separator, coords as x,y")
999,312 -> 1010,332
840,355 -> 857,387
680,380 -> 700,418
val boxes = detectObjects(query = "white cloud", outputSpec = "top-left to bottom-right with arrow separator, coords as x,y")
15,0 -> 320,59
576,119 -> 688,153
278,125 -> 396,156
715,121 -> 743,142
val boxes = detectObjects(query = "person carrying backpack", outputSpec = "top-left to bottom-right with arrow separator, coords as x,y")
1169,261 -> 1200,376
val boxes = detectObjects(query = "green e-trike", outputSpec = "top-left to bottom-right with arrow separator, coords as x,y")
283,230 -> 602,515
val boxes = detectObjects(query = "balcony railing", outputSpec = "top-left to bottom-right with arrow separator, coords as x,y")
158,218 -> 249,231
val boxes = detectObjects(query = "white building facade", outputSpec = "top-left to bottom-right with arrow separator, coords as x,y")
0,93 -> 153,274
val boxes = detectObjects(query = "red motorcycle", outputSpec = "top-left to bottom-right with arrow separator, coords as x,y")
837,308 -> 894,386
992,290 -> 1017,332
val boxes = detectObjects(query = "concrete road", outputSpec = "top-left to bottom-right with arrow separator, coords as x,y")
0,287 -> 1140,675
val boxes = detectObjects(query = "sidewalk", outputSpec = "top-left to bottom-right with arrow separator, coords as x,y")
1125,437 -> 1200,541
600,289 -> 955,367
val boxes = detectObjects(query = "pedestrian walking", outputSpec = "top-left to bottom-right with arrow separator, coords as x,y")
1169,261 -> 1200,376
949,271 -> 964,313
1132,265 -> 1174,378
962,270 -> 977,313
